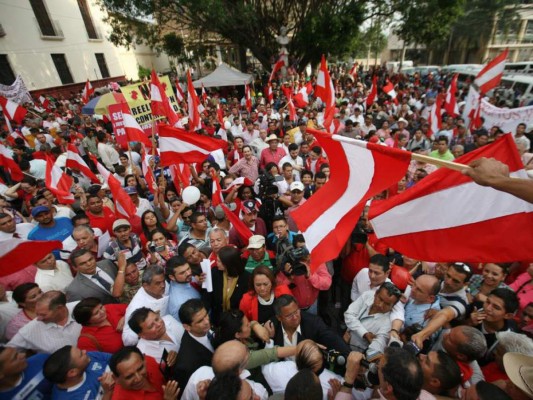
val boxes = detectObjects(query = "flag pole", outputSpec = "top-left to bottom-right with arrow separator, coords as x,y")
410,152 -> 469,172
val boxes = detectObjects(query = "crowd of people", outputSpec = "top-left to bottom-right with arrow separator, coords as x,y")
0,63 -> 532,400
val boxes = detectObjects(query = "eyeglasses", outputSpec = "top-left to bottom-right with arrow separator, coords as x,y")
281,309 -> 300,320
381,282 -> 402,297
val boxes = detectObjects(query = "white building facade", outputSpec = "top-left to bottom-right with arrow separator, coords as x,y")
0,0 -> 171,91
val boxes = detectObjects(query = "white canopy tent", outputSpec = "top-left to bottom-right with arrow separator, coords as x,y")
192,63 -> 253,88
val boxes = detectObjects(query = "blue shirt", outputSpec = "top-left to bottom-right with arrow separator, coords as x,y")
168,281 -> 201,322
28,217 -> 73,258
404,298 -> 441,328
0,353 -> 52,400
52,352 -> 111,400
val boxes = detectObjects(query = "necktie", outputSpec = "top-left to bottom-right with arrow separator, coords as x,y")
92,272 -> 112,291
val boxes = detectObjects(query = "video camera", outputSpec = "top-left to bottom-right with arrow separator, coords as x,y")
321,349 -> 347,375
280,246 -> 310,276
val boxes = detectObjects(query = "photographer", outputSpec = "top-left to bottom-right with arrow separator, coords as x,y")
276,236 -> 331,315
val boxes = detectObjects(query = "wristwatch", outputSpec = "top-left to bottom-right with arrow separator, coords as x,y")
342,382 -> 354,389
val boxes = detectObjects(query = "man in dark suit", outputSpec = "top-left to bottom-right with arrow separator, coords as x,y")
270,294 -> 351,356
172,299 -> 213,393
65,248 -> 118,304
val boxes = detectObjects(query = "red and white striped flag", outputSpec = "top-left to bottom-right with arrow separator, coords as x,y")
141,146 -> 157,195
158,124 -> 228,166
291,128 -> 411,270
245,83 -> 252,113
91,155 -> 137,219
366,75 -> 378,108
211,168 -> 224,206
293,82 -> 313,108
119,103 -> 153,148
45,156 -> 75,204
0,96 -> 27,124
287,97 -> 297,122
39,95 -> 51,111
0,239 -> 63,277
65,144 -> 99,183
370,134 -> 533,262
169,164 -> 190,195
348,62 -> 358,80
220,203 -> 253,246
150,69 -> 180,126
382,80 -> 398,104
175,79 -> 185,103
186,70 -> 202,131
315,55 -> 337,134
269,59 -> 285,83
444,74 -> 459,117
474,48 -> 509,94
265,83 -> 273,104
427,96 -> 443,138
0,144 -> 23,181
82,79 -> 94,104
201,84 -> 208,104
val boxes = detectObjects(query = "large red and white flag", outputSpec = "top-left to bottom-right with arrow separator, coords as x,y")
0,144 -> 23,181
427,96 -> 443,138
269,59 -> 285,82
118,103 -> 153,148
369,134 -> 533,262
245,83 -> 252,113
293,82 -> 313,108
150,70 -> 180,126
175,79 -> 185,102
444,74 -> 459,117
382,80 -> 398,104
0,239 -> 63,277
45,156 -> 75,204
0,96 -> 27,124
81,79 -> 94,104
158,124 -> 228,166
315,56 -> 337,134
474,48 -> 509,94
91,155 -> 137,219
291,128 -> 412,270
65,144 -> 99,183
366,75 -> 378,108
186,70 -> 202,131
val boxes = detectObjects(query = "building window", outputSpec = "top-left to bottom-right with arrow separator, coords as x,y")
77,0 -> 98,39
95,53 -> 110,78
0,55 -> 16,85
51,54 -> 74,84
29,0 -> 56,37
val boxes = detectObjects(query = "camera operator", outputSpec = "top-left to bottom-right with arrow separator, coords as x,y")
276,237 -> 331,315
344,283 -> 402,356
332,347 -> 425,400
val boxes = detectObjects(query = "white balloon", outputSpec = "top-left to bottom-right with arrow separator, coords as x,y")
224,121 -> 231,130
182,186 -> 201,205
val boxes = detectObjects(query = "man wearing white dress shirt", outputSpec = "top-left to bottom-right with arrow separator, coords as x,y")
128,307 -> 184,363
34,252 -> 73,292
122,265 -> 169,346
182,341 -> 268,400
262,339 -> 342,400
8,291 -> 81,353
0,213 -> 34,240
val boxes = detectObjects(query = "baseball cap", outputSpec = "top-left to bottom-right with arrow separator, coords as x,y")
247,235 -> 266,249
290,181 -> 305,192
242,200 -> 258,214
125,186 -> 137,195
113,219 -> 131,231
31,205 -> 50,217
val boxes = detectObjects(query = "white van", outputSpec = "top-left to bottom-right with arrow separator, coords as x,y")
504,62 -> 533,76
495,75 -> 533,107
386,61 -> 413,73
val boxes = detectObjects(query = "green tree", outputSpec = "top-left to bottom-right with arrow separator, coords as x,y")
394,0 -> 465,64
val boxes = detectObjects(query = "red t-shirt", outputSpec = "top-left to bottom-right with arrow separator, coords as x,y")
112,355 -> 165,400
87,206 -> 116,235
77,304 -> 127,354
